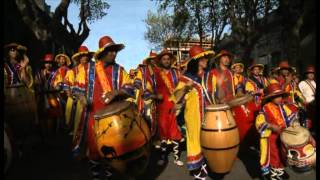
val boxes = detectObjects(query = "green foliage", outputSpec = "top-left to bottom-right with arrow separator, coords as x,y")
72,0 -> 110,23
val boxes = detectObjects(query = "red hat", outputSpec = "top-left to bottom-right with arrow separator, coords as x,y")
43,53 -> 54,62
157,49 -> 176,62
278,60 -> 294,72
215,50 -> 233,60
305,65 -> 315,74
72,45 -> 94,62
189,45 -> 215,60
264,83 -> 288,100
94,36 -> 125,59
142,50 -> 158,64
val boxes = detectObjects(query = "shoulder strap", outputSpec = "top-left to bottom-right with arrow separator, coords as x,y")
304,80 -> 316,94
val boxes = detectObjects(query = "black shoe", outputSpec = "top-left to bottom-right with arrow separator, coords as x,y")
279,170 -> 289,179
191,166 -> 208,180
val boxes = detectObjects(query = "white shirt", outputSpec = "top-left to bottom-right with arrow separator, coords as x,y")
298,80 -> 316,103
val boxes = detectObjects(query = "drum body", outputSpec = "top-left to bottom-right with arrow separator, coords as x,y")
4,85 -> 37,139
280,126 -> 316,172
201,104 -> 240,173
228,95 -> 257,142
94,101 -> 151,176
4,129 -> 12,174
45,93 -> 62,118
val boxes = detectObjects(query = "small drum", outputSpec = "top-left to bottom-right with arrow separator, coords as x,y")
94,101 -> 151,176
201,104 -> 239,173
280,125 -> 316,172
228,95 -> 258,142
45,93 -> 62,118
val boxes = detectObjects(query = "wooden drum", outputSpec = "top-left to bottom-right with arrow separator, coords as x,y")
4,84 -> 37,139
94,101 -> 151,176
201,104 -> 240,173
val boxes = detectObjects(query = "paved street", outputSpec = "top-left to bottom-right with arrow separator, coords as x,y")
5,133 -> 316,180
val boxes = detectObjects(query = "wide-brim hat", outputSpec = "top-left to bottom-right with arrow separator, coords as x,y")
156,49 -> 176,63
214,50 -> 233,60
231,62 -> 244,70
94,36 -> 125,59
4,43 -> 27,53
263,83 -> 288,100
55,53 -> 71,66
189,45 -> 215,61
142,50 -> 158,64
249,63 -> 264,71
277,60 -> 294,72
72,46 -> 94,62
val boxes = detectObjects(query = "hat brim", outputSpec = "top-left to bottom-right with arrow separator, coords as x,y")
249,64 -> 264,70
191,50 -> 215,60
94,44 -> 125,59
55,54 -> 71,66
4,43 -> 19,50
278,67 -> 294,72
156,52 -> 176,63
215,52 -> 233,60
231,63 -> 244,69
72,52 -> 94,62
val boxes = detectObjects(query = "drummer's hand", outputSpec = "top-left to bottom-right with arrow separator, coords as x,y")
269,124 -> 281,133
20,55 -> 29,68
185,81 -> 193,91
102,91 -> 118,104
79,95 -> 87,106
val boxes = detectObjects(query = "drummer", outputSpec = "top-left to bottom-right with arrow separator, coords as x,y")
271,60 -> 306,111
208,50 -> 235,104
153,49 -> 184,167
231,58 -> 246,96
171,45 -> 215,179
298,65 -> 316,132
34,54 -> 62,140
70,45 -> 95,158
4,43 -> 33,88
255,83 -> 298,180
84,35 -> 135,180
134,51 -> 160,139
245,63 -> 269,108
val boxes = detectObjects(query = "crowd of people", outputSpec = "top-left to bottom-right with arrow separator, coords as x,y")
4,35 -> 316,180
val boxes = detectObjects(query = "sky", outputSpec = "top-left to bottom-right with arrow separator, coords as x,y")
46,0 -> 158,71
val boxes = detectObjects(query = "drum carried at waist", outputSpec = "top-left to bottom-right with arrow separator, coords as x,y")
201,104 -> 239,173
227,94 -> 258,142
93,101 -> 151,176
280,125 -> 316,173
4,84 -> 37,138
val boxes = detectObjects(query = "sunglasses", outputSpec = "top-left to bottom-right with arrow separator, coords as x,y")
10,48 -> 17,52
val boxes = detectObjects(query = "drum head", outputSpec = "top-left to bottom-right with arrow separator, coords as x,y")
280,126 -> 310,146
206,104 -> 230,112
227,95 -> 253,108
94,101 -> 132,120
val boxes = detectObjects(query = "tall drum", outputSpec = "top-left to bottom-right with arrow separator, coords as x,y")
94,101 -> 151,177
201,104 -> 240,173
4,84 -> 37,139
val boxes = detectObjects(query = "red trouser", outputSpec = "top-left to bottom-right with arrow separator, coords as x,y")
269,133 -> 285,168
